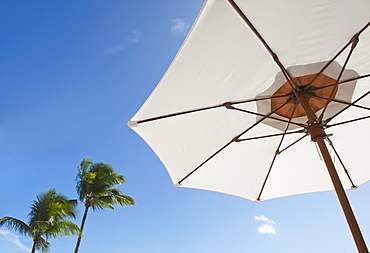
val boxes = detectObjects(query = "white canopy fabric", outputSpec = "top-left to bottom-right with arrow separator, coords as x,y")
129,0 -> 370,202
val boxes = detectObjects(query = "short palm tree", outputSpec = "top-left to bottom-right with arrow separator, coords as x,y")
0,189 -> 80,253
74,157 -> 135,253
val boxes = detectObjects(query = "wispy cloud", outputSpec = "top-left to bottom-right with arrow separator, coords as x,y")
104,44 -> 124,55
0,230 -> 30,251
103,30 -> 142,55
171,18 -> 191,37
254,215 -> 277,235
125,30 -> 142,44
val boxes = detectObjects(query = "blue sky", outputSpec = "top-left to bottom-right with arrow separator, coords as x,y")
1,1 -> 370,252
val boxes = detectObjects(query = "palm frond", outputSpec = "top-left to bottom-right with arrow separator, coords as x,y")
29,189 -> 78,224
90,199 -> 115,211
36,236 -> 50,253
30,220 -> 49,235
76,158 -> 94,197
49,200 -> 78,220
75,158 -> 135,207
79,157 -> 93,172
0,217 -> 31,237
29,190 -> 54,223
44,220 -> 80,239
89,188 -> 135,211
112,193 -> 136,206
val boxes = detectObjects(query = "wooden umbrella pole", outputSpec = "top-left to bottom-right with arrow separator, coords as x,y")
299,94 -> 368,252
316,136 -> 368,253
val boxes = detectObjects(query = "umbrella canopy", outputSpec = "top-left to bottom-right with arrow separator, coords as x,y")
129,0 -> 370,251
129,0 -> 370,201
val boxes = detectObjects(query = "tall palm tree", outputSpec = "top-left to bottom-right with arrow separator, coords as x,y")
74,157 -> 135,253
0,189 -> 80,253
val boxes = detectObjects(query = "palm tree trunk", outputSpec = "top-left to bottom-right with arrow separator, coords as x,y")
31,239 -> 37,253
74,205 -> 89,253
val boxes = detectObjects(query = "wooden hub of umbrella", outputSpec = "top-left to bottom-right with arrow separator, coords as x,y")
255,61 -> 358,132
271,73 -> 338,119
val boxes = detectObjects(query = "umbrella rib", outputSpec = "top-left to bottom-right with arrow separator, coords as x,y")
313,94 -> 370,112
229,105 -> 304,127
318,37 -> 359,122
325,137 -> 357,188
236,129 -> 304,142
136,104 -> 225,124
308,21 -> 369,87
178,101 -> 288,185
312,74 -> 370,91
324,90 -> 370,125
232,94 -> 290,105
135,95 -> 290,125
326,115 -> 370,128
226,0 -> 301,95
226,0 -> 275,61
256,104 -> 298,201
277,134 -> 309,154
308,38 -> 356,87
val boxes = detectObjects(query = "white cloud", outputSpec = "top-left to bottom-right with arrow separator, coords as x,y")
254,215 -> 276,224
104,44 -> 124,55
171,18 -> 190,37
103,30 -> 142,55
125,30 -> 142,44
257,223 -> 277,235
0,230 -> 30,251
254,215 -> 277,235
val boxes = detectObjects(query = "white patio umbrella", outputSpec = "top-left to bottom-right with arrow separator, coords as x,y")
128,0 -> 370,251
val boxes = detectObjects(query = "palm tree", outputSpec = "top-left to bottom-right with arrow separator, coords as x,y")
0,189 -> 80,253
74,157 -> 135,253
